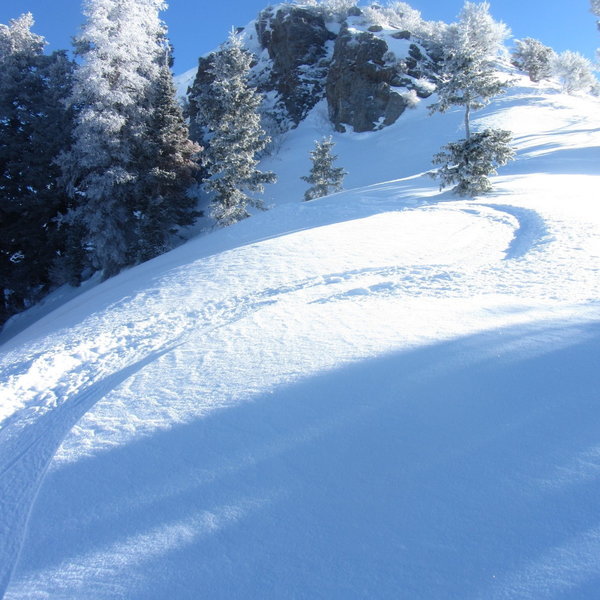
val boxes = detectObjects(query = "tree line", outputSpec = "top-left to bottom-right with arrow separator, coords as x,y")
0,1 -> 278,325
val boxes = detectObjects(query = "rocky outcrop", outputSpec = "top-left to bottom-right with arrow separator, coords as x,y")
256,6 -> 336,125
325,27 -> 439,132
186,6 -> 439,135
326,26 -> 408,132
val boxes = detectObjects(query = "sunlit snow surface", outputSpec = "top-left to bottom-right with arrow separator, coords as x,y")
1,75 -> 600,599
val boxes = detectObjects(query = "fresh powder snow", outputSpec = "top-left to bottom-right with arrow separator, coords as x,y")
1,73 -> 599,599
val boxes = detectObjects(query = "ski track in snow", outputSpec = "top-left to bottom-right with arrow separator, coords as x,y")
1,77 -> 600,598
2,186 -> 598,599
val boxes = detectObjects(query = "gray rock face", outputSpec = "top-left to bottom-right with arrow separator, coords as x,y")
326,26 -> 408,133
256,6 -> 335,125
186,7 -> 439,135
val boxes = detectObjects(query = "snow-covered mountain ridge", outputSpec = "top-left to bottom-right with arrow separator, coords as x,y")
0,71 -> 599,598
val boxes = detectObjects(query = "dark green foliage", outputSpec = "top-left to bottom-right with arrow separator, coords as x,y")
431,129 -> 514,196
302,136 -> 346,201
133,63 -> 201,263
0,14 -> 74,324
185,53 -> 216,153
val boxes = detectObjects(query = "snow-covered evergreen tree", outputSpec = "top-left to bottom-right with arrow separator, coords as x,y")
429,1 -> 509,139
511,38 -> 554,82
60,0 -> 168,278
302,137 -> 347,201
551,50 -> 597,94
431,129 -> 514,196
61,0 -> 199,279
186,53 -> 217,174
197,32 -> 276,227
134,59 -> 201,262
0,13 -> 74,323
429,2 -> 513,196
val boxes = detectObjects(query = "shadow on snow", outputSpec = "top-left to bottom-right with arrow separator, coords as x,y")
7,318 -> 600,599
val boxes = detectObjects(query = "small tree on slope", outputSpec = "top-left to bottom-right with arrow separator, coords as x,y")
432,129 -> 514,196
198,32 -> 276,227
551,50 -> 597,94
511,37 -> 554,83
429,1 -> 514,196
429,1 -> 509,139
302,137 -> 347,201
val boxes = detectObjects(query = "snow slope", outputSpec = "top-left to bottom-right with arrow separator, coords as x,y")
1,75 -> 600,599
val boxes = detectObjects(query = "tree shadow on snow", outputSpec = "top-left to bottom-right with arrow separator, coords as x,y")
509,145 -> 600,176
6,319 -> 600,600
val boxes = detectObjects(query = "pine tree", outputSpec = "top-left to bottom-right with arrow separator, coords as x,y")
429,1 -> 509,139
184,52 -> 217,184
429,2 -> 513,196
431,129 -> 514,196
302,137 -> 347,201
61,0 -> 200,279
511,38 -> 554,82
186,54 -> 214,146
0,13 -> 74,324
133,60 -> 201,262
60,0 -> 163,278
196,32 -> 276,227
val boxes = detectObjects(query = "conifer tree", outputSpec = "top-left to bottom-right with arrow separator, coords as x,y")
429,1 -> 509,139
302,137 -> 347,201
429,2 -> 513,196
0,13 -> 74,323
511,38 -> 554,83
60,0 -> 163,278
185,53 -> 216,153
61,0 -> 200,279
134,60 -> 201,262
196,32 -> 276,227
432,129 -> 514,196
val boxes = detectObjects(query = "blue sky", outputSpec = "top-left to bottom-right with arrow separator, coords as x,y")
1,1 -> 597,73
